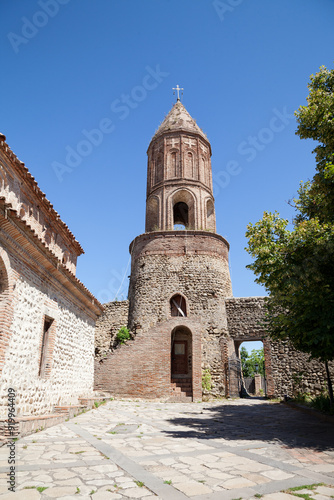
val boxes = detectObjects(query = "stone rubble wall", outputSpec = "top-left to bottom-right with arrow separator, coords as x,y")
0,239 -> 96,417
95,300 -> 129,357
269,339 -> 334,398
128,232 -> 232,333
225,297 -> 334,399
127,232 -> 232,398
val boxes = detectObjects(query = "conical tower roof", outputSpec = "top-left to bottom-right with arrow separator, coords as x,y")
151,101 -> 208,143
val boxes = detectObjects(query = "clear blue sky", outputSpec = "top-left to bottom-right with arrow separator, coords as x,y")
1,0 -> 334,309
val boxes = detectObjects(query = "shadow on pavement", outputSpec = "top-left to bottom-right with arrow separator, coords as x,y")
163,401 -> 334,451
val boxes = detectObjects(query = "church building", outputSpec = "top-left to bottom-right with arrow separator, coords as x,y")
0,93 -> 330,420
95,94 -> 333,401
0,133 -> 103,423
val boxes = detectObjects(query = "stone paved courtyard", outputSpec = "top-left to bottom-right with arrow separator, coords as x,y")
1,398 -> 334,499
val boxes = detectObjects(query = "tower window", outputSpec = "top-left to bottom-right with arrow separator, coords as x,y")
170,152 -> 177,177
173,202 -> 188,229
155,154 -> 163,183
170,294 -> 187,317
206,199 -> 215,231
146,196 -> 159,232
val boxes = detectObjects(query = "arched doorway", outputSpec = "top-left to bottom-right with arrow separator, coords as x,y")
171,326 -> 192,399
229,339 -> 267,398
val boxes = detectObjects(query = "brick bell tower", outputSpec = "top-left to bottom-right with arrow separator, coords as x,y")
125,91 -> 233,401
145,97 -> 216,233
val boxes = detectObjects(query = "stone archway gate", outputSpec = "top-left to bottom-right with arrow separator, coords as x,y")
224,297 -> 275,398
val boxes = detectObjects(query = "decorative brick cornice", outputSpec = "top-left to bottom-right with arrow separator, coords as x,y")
0,134 -> 83,256
129,230 -> 230,255
0,205 -> 103,317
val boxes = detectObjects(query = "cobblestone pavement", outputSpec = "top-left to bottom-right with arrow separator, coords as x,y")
1,398 -> 334,499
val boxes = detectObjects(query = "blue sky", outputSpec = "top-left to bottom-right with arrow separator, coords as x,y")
1,0 -> 334,316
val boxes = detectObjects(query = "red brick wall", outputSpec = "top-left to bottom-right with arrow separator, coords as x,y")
130,230 -> 229,261
94,317 -> 202,400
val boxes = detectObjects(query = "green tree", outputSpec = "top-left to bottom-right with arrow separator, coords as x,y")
245,66 -> 334,407
294,66 -> 334,224
240,347 -> 265,377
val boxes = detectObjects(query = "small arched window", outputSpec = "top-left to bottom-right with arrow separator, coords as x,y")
185,152 -> 194,178
146,196 -> 159,232
170,294 -> 187,317
169,152 -> 177,177
206,199 -> 215,231
155,154 -> 163,184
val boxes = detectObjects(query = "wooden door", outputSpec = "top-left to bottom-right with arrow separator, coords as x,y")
171,341 -> 188,375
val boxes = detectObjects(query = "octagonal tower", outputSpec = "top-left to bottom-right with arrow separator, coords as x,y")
145,100 -> 216,233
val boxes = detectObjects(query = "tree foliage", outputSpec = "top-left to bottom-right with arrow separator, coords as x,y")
246,213 -> 334,362
294,66 -> 334,223
245,66 -> 334,402
240,347 -> 265,377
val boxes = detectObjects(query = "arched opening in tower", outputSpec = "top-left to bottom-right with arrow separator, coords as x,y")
170,294 -> 187,317
173,202 -> 188,229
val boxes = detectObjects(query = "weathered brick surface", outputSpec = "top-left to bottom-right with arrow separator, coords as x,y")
95,317 -> 202,400
0,136 -> 83,274
0,234 -> 98,417
146,101 -> 215,232
94,231 -> 232,399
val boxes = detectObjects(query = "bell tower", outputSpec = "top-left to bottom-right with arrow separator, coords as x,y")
145,99 -> 216,232
125,93 -> 232,401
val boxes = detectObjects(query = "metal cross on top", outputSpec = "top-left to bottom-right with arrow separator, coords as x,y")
173,84 -> 184,102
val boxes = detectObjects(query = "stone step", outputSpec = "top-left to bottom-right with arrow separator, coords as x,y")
78,396 -> 108,409
168,394 -> 193,403
0,413 -> 66,439
172,383 -> 192,390
171,380 -> 193,398
54,405 -> 85,419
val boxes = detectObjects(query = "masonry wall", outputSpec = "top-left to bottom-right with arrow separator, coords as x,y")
0,237 -> 96,417
95,317 -> 202,400
94,231 -> 233,399
95,300 -> 129,357
128,231 -> 232,332
269,340 -> 334,398
128,231 -> 232,397
225,297 -> 334,399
